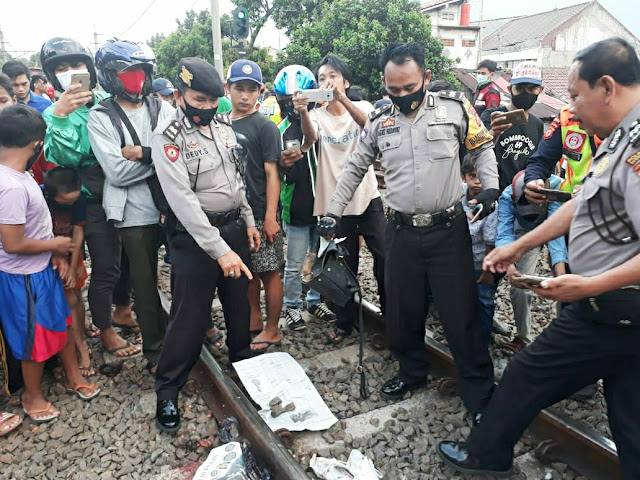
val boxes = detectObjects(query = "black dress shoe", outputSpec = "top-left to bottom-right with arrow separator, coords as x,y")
437,441 -> 512,477
472,412 -> 482,427
156,399 -> 180,433
380,376 -> 427,400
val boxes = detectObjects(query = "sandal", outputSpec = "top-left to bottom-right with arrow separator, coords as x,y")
502,338 -> 527,355
84,323 -> 101,338
105,341 -> 140,358
79,365 -> 96,378
0,412 -> 23,436
327,327 -> 349,345
66,383 -> 101,401
112,321 -> 141,335
23,402 -> 60,423
205,329 -> 224,348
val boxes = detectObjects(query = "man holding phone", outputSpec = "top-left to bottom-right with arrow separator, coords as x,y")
481,61 -> 545,191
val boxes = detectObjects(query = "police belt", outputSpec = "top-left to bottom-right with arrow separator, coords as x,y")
389,203 -> 464,228
174,208 -> 241,232
578,286 -> 640,327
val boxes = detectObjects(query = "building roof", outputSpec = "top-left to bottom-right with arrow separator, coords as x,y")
482,2 -> 591,51
420,0 -> 464,12
541,67 -> 570,102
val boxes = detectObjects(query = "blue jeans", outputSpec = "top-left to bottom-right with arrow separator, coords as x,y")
283,223 -> 321,310
475,269 -> 497,347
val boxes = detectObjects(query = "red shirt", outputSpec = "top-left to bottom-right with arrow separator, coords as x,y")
30,152 -> 57,185
473,83 -> 501,116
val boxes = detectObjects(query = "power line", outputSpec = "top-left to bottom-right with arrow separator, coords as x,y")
119,0 -> 159,38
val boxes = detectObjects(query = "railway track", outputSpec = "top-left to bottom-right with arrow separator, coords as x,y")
159,286 -> 620,480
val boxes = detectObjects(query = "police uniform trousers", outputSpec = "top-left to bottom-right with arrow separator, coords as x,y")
467,302 -> 640,479
155,217 -> 252,402
385,213 -> 494,414
333,197 -> 386,333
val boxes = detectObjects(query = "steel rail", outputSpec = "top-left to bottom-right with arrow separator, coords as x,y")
158,291 -> 309,480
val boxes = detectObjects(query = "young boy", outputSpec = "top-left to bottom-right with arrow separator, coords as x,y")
0,106 -> 100,422
226,60 -> 284,351
43,168 -> 92,376
496,171 -> 567,354
461,157 -> 499,347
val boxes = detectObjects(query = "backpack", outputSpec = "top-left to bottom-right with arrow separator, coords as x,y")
97,96 -> 170,216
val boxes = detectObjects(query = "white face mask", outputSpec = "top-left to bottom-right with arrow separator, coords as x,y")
56,68 -> 90,91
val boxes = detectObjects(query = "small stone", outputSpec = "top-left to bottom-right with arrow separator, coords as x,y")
269,397 -> 282,407
369,418 -> 380,427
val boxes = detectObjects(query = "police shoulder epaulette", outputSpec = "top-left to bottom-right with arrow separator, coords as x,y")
162,120 -> 182,142
629,120 -> 640,147
369,103 -> 393,121
437,90 -> 467,102
215,112 -> 232,126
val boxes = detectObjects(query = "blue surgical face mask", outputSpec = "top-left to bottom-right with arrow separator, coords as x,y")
476,73 -> 489,86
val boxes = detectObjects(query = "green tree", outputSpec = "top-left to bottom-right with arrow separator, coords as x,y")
284,0 -> 455,96
149,9 -> 277,83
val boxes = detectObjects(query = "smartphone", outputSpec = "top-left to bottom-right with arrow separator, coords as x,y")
71,72 -> 91,90
538,188 -> 572,202
470,204 -> 484,223
285,139 -> 301,151
512,275 -> 551,287
498,109 -> 527,126
304,89 -> 333,103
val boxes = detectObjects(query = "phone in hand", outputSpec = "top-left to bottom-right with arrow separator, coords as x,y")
71,72 -> 91,90
285,139 -> 301,151
537,188 -> 572,202
498,109 -> 528,126
512,274 -> 551,287
304,89 -> 334,103
470,203 -> 484,223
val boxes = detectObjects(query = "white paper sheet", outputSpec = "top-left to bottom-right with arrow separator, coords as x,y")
232,352 -> 338,432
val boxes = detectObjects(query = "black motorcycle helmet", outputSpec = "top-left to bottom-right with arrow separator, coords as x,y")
40,37 -> 97,92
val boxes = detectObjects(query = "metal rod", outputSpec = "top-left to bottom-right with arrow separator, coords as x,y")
210,0 -> 224,77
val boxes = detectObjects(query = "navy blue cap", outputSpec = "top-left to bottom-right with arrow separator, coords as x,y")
153,78 -> 174,96
226,60 -> 262,85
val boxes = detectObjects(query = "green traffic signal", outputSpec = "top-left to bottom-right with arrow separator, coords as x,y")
232,7 -> 249,39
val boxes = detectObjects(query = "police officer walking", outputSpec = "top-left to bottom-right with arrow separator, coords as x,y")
438,37 -> 640,479
151,57 -> 261,432
321,43 -> 498,418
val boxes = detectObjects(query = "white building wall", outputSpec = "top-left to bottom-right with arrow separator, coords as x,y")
439,27 -> 479,69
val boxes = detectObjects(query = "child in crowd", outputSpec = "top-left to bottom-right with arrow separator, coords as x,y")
461,157 -> 499,347
43,168 -> 93,377
496,171 -> 568,354
0,105 -> 100,423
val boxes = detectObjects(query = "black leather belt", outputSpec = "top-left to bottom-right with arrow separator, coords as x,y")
175,208 -> 241,232
390,203 -> 464,228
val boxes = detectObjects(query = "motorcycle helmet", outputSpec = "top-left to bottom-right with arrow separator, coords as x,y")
273,65 -> 317,119
95,39 -> 155,102
40,37 -> 97,92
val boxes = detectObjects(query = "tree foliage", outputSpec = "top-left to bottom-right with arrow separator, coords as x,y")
148,9 -> 278,84
284,0 -> 455,96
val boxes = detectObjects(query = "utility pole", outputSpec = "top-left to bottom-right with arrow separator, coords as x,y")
476,0 -> 484,66
92,25 -> 102,54
0,25 -> 6,53
210,0 -> 224,77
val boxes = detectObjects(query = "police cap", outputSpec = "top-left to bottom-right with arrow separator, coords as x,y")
174,57 -> 224,97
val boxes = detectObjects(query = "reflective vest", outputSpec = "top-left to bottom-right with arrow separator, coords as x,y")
559,105 -> 602,193
258,96 -> 283,126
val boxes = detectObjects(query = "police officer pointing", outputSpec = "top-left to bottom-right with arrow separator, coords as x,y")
322,43 -> 498,417
152,58 -> 260,432
438,38 -> 640,479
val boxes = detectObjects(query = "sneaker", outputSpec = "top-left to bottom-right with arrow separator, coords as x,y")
492,318 -> 511,336
308,303 -> 337,324
285,309 -> 306,331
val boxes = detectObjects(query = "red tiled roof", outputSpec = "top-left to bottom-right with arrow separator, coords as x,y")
482,2 -> 591,51
541,67 -> 570,102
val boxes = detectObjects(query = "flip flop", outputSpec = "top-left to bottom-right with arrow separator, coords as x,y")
112,321 -> 141,335
249,340 -> 282,352
66,383 -> 101,401
79,365 -> 96,378
23,402 -> 60,423
0,412 -> 23,436
205,329 -> 224,348
327,327 -> 349,345
105,341 -> 140,357
84,323 -> 101,338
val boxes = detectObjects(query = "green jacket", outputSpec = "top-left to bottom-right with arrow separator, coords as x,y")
42,91 -> 110,199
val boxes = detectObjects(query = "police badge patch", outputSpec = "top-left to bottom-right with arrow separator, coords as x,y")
164,143 -> 180,162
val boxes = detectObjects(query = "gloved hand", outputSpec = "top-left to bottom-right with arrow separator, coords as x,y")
471,188 -> 500,221
316,214 -> 340,238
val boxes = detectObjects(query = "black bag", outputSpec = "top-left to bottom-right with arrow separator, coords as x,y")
301,239 -> 368,398
580,287 -> 640,326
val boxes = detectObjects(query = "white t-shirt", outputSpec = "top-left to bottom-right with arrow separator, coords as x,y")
309,101 -> 379,216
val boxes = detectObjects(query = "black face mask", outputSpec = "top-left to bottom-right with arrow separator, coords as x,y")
389,80 -> 426,115
182,99 -> 218,126
27,142 -> 43,170
511,91 -> 538,111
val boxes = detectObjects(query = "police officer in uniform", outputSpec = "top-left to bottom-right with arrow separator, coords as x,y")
151,58 -> 261,432
320,43 -> 499,418
438,37 -> 640,479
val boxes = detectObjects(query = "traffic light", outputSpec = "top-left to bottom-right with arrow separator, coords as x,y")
233,7 -> 249,39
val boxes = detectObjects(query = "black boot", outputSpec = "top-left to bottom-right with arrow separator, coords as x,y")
437,441 -> 512,477
156,398 -> 180,433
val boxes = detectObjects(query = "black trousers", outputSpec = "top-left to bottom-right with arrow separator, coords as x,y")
155,219 -> 252,401
334,197 -> 386,332
385,213 -> 494,413
468,303 -> 640,479
84,203 -> 131,331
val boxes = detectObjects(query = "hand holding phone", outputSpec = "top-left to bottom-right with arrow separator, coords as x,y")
537,188 -> 572,203
71,72 -> 91,91
512,275 -> 552,287
285,139 -> 301,152
303,89 -> 334,103
498,109 -> 528,126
